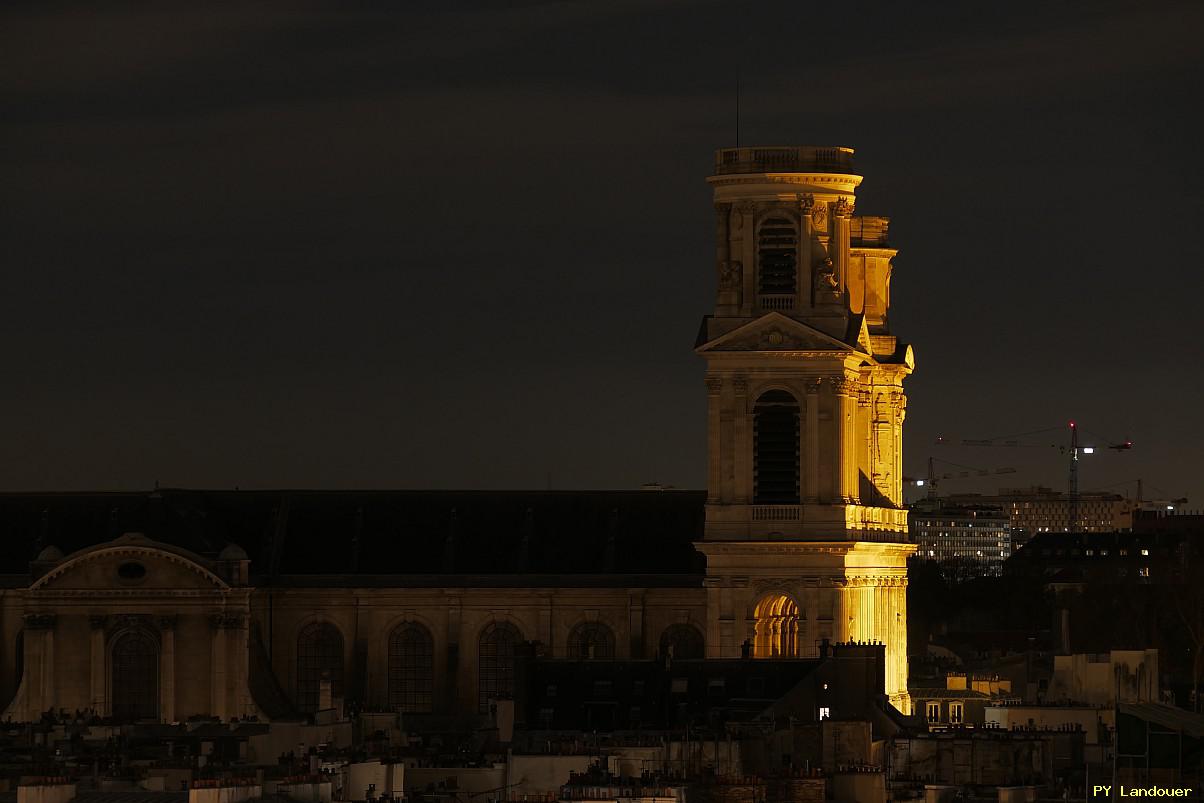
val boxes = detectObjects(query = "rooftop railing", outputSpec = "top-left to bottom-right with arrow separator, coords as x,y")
713,146 -> 855,175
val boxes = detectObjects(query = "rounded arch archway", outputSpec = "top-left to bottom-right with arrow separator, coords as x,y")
110,628 -> 159,721
753,593 -> 800,658
387,622 -> 434,713
478,620 -> 523,713
296,621 -> 344,713
659,623 -> 704,659
567,621 -> 615,660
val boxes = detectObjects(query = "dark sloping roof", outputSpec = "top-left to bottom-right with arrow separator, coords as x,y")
0,489 -> 707,579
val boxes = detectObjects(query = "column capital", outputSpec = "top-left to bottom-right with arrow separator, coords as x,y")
732,376 -> 749,395
208,613 -> 245,630
833,197 -> 855,218
157,615 -> 178,631
705,376 -> 724,395
88,614 -> 109,630
24,613 -> 56,630
795,193 -> 815,212
734,200 -> 757,216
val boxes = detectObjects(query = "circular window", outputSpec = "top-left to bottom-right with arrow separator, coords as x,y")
117,561 -> 147,582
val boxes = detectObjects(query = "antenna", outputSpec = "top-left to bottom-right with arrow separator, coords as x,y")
735,63 -> 742,148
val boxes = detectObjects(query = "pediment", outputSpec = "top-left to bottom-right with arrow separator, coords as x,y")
31,535 -> 228,592
696,312 -> 868,355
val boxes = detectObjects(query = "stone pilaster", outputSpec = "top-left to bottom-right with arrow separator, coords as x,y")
706,377 -> 723,503
732,377 -> 750,504
158,616 -> 176,722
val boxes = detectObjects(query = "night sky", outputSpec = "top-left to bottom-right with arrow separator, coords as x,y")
3,1 -> 1202,504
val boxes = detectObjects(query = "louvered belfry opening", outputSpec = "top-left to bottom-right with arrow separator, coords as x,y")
758,217 -> 798,294
754,390 -> 801,503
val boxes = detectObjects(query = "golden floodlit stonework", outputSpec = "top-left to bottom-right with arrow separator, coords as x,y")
0,145 -> 916,721
696,146 -> 916,712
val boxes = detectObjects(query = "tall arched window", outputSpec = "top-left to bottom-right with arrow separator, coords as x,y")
111,629 -> 158,721
296,621 -> 344,713
567,622 -> 615,660
758,217 -> 798,296
754,390 -> 801,503
388,622 -> 434,713
659,624 -> 704,659
753,594 -> 799,658
478,621 -> 522,713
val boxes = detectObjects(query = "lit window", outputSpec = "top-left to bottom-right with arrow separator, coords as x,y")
949,702 -> 963,724
1138,567 -> 1150,577
926,702 -> 940,723
818,707 -> 830,720
1141,549 -> 1149,556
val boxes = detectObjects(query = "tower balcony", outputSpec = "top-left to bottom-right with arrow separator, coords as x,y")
712,146 -> 856,176
704,502 -> 911,542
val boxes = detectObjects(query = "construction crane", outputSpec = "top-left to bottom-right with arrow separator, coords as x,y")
952,422 -> 1133,531
903,456 -> 1017,501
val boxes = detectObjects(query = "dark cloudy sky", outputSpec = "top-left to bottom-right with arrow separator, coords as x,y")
3,1 -> 1202,504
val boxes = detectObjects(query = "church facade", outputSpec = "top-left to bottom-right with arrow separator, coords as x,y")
0,145 -> 916,723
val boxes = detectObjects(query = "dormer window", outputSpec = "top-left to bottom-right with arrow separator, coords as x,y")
758,217 -> 797,301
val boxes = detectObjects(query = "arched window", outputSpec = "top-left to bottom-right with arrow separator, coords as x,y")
296,621 -> 344,713
753,595 -> 799,658
478,621 -> 522,713
388,622 -> 434,713
758,217 -> 798,296
659,624 -> 704,659
754,390 -> 800,503
111,629 -> 158,721
567,622 -> 615,660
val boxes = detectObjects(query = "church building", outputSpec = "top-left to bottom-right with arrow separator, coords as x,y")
0,145 -> 917,723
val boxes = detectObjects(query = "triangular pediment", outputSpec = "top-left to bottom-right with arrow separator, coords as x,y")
696,312 -> 869,355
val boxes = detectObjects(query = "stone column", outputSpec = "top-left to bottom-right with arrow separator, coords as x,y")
796,194 -> 814,309
446,598 -> 462,714
158,616 -> 176,722
628,593 -> 645,658
737,202 -> 756,316
831,581 -> 849,643
89,615 -> 107,715
706,377 -> 724,503
703,578 -> 723,658
833,197 -> 854,294
208,614 -> 228,720
805,380 -> 820,503
732,377 -> 750,505
24,614 -> 56,717
833,378 -> 858,504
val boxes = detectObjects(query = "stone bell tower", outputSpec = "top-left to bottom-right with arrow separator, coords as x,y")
694,146 -> 916,712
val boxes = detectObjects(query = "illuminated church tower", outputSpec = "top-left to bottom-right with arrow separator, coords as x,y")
694,147 -> 916,711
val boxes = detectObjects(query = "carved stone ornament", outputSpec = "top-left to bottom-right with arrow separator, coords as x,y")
89,614 -> 109,629
810,202 -> 827,230
157,615 -> 178,631
796,193 -> 815,212
814,258 -> 839,291
208,613 -> 246,630
24,613 -> 56,630
705,377 -> 723,395
760,328 -> 806,349
719,260 -> 742,290
834,197 -> 855,218
735,201 -> 758,216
